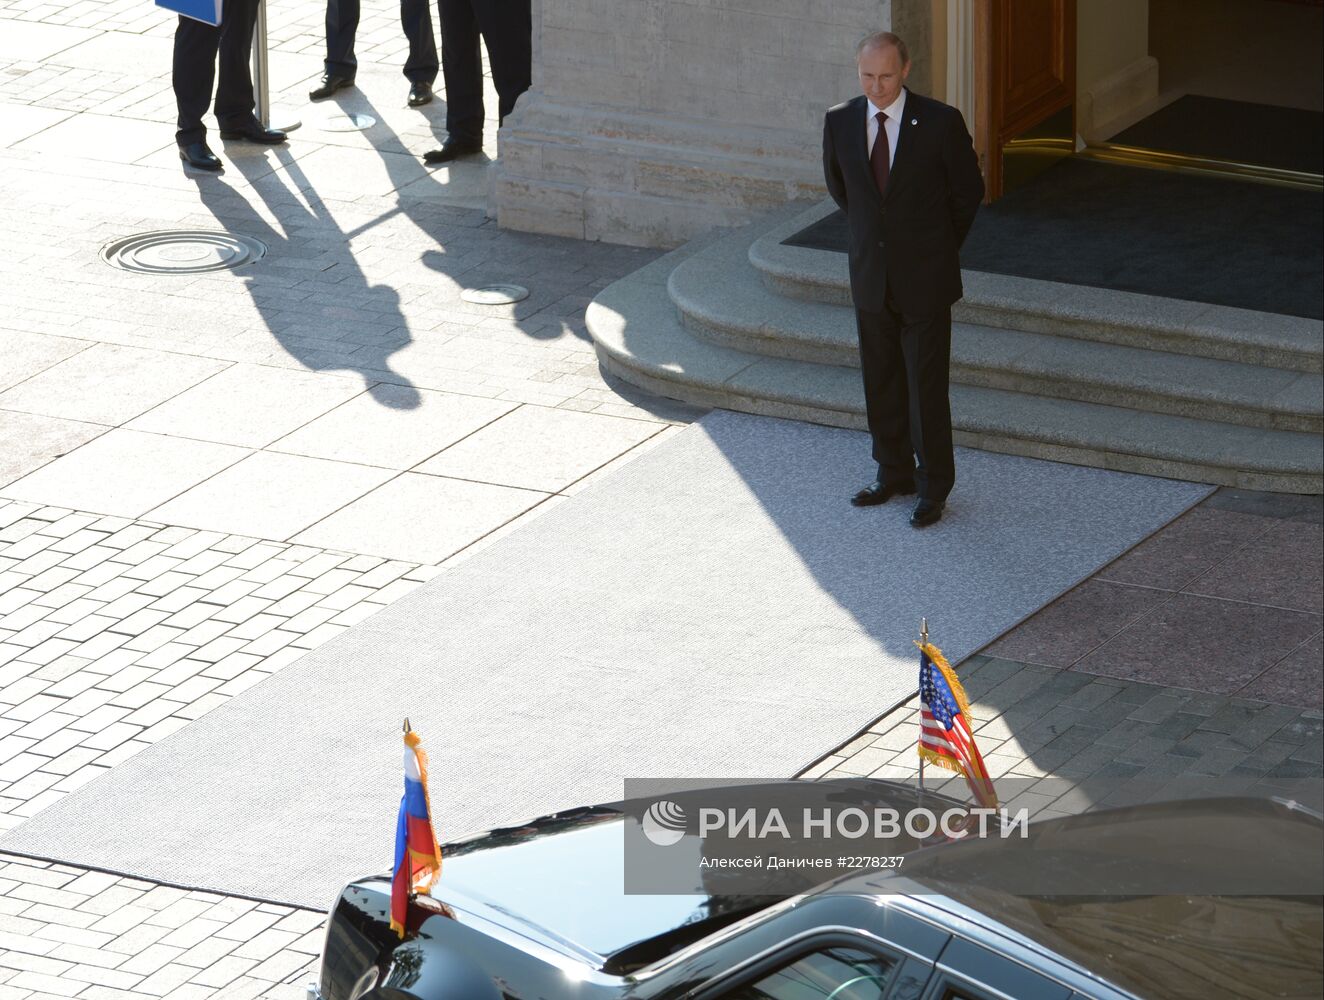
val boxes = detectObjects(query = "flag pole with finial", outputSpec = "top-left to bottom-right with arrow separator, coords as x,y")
917,618 -> 928,795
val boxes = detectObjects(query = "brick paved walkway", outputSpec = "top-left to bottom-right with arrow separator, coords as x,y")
0,498 -> 443,833
1,1 -> 1321,995
0,857 -> 323,1000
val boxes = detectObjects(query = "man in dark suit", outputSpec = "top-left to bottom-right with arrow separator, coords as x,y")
173,0 -> 286,172
310,0 -> 438,108
421,0 -> 530,164
822,31 -> 983,527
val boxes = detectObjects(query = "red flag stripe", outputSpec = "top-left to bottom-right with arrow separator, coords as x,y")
406,814 -> 437,859
921,723 -> 975,767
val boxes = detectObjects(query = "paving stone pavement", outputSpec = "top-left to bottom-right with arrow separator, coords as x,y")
2,0 -> 1322,995
0,855 -> 324,1000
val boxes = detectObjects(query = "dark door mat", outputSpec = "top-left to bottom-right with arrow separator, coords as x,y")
1108,95 -> 1323,176
784,159 -> 1323,319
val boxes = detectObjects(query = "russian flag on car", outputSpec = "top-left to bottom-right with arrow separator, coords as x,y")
390,721 -> 441,938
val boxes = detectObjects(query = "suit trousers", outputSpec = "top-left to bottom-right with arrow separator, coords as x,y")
172,0 -> 260,146
437,0 -> 531,143
324,0 -> 438,83
854,297 -> 956,502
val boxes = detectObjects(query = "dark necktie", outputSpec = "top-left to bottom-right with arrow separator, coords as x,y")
871,110 -> 890,196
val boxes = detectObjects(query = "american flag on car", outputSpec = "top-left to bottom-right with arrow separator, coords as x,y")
918,642 -> 998,809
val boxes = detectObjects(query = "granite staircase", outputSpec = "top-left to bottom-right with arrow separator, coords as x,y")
586,201 -> 1323,493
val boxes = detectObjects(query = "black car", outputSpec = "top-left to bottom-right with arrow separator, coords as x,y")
311,781 -> 1323,1000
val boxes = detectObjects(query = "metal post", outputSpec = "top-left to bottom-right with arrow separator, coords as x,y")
252,0 -> 270,127
917,618 -> 929,795
250,0 -> 300,133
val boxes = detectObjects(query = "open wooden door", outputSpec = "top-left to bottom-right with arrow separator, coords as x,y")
975,0 -> 1076,200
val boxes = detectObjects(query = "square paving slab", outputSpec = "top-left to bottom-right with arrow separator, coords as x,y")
45,29 -> 169,73
0,104 -> 77,149
126,363 -> 364,448
0,410 -> 108,489
147,451 -> 394,540
415,404 -> 663,491
271,385 -> 515,469
1,428 -> 247,517
0,21 -> 97,61
14,113 -> 173,166
0,331 -> 91,393
1073,592 -> 1321,694
294,471 -> 548,563
0,343 -> 228,426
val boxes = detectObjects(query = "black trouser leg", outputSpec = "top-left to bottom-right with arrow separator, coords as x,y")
173,15 -> 222,146
437,0 -> 483,142
324,0 -> 360,78
855,305 -> 916,488
472,0 -> 531,121
214,0 -> 259,129
401,0 -> 438,82
899,308 -> 955,502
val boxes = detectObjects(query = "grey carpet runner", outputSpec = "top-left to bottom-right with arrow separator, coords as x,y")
0,411 -> 1211,909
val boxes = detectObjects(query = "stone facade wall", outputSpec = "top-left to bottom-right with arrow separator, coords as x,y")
493,0 -> 894,248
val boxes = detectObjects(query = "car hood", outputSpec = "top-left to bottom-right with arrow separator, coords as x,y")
425,779 -> 957,971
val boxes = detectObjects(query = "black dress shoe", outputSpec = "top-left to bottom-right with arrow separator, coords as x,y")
218,120 -> 287,144
309,73 -> 354,101
407,81 -> 433,107
850,481 -> 916,507
422,138 -> 482,164
178,142 -> 222,172
910,499 -> 945,528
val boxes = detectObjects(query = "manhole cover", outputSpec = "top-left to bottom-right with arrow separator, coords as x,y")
317,112 -> 376,132
461,284 -> 529,305
101,230 -> 266,275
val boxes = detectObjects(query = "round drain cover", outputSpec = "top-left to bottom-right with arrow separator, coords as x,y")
318,112 -> 376,132
101,230 -> 266,275
461,283 -> 529,305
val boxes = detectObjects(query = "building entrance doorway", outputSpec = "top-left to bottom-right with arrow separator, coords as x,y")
923,0 -> 1324,199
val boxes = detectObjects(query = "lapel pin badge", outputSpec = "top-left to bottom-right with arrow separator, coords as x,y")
910,118 -> 918,125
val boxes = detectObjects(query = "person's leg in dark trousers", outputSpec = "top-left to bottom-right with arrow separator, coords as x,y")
855,305 -> 917,489
324,0 -> 360,80
173,16 -> 222,146
471,0 -> 531,121
401,0 -> 438,83
436,0 -> 484,144
898,308 -> 955,502
214,0 -> 260,130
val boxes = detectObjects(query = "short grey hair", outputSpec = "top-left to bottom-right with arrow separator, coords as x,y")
856,31 -> 909,64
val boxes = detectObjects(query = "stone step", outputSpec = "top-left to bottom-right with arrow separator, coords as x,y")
748,200 -> 1324,375
671,219 -> 1323,434
587,236 -> 1322,494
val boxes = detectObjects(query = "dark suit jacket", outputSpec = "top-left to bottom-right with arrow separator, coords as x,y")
822,90 -> 984,316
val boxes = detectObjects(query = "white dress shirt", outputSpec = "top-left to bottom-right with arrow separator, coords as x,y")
866,88 -> 907,169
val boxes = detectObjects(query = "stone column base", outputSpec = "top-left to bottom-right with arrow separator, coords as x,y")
492,96 -> 829,249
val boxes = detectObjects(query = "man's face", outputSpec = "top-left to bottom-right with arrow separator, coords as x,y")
858,43 -> 909,108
